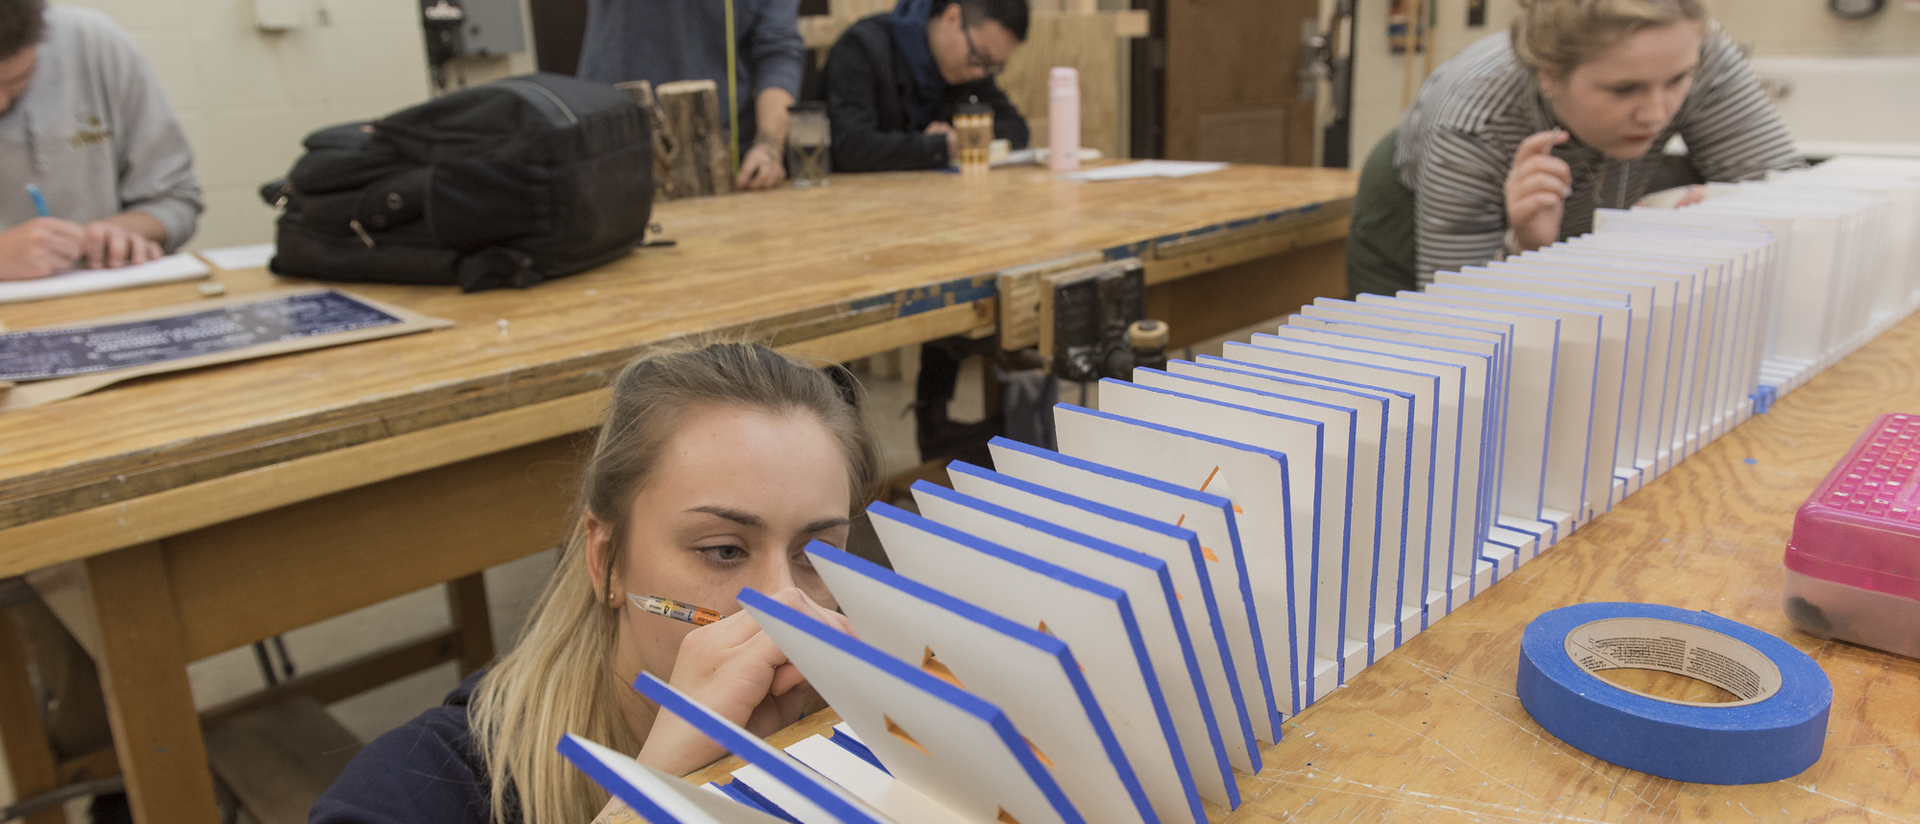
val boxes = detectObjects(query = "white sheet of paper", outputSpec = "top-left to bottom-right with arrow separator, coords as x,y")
985,436 -> 1283,742
1582,229 -> 1744,438
197,243 -> 276,271
942,462 -> 1260,774
777,736 -> 974,824
1479,264 -> 1662,476
1052,404 -> 1312,712
1130,368 -> 1388,670
1572,227 -> 1776,437
1169,359 -> 1418,649
1425,284 -> 1615,524
1565,238 -> 1723,454
1280,317 -> 1542,568
910,482 -> 1240,809
1066,160 -> 1228,181
558,735 -> 797,824
805,542 -> 1158,824
869,502 -> 1209,824
620,675 -> 896,824
1216,344 -> 1452,625
0,254 -> 210,304
1095,378 -> 1357,692
1347,297 -> 1545,531
1248,332 -> 1494,600
1528,247 -> 1701,468
740,586 -> 1085,824
994,147 -> 1105,167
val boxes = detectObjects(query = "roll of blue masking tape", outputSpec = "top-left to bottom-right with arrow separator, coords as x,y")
1517,602 -> 1831,785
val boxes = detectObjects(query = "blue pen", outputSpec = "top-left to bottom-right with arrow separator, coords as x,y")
26,184 -> 49,217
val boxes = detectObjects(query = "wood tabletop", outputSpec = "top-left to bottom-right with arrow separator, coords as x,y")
1222,309 -> 1920,822
0,165 -> 1356,575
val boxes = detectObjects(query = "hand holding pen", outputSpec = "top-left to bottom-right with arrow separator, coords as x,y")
624,588 -> 851,777
0,184 -> 86,281
1,184 -> 167,279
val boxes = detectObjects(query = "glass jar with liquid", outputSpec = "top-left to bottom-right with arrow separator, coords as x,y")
955,100 -> 994,175
787,102 -> 831,187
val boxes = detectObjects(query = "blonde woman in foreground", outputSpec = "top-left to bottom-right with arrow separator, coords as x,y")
312,342 -> 881,824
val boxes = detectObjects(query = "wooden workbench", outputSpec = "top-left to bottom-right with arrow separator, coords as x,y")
0,164 -> 1355,823
695,308 -> 1920,823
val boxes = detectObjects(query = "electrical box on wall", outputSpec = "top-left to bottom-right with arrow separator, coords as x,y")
254,0 -> 305,31
454,0 -> 527,57
420,0 -> 526,59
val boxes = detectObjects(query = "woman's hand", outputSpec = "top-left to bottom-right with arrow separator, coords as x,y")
1505,129 -> 1573,254
633,587 -> 849,777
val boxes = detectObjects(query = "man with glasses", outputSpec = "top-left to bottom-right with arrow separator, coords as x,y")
821,0 -> 1029,172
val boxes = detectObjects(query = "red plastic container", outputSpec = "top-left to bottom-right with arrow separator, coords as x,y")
1783,413 -> 1920,658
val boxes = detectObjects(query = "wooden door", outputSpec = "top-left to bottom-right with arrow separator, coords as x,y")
1162,0 -> 1319,166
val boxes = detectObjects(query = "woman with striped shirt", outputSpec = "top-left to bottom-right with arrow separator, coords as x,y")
1348,0 -> 1802,296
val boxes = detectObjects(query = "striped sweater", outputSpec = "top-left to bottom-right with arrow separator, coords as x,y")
1394,27 -> 1802,284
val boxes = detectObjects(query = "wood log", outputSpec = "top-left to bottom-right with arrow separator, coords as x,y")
656,80 -> 733,199
614,80 -> 679,203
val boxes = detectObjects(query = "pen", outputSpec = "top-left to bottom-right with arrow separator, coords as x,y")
25,184 -> 49,218
627,593 -> 722,626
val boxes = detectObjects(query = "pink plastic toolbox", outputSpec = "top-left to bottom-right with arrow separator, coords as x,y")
1784,413 -> 1920,658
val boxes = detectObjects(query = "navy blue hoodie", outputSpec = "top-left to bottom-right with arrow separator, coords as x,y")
309,670 -> 509,824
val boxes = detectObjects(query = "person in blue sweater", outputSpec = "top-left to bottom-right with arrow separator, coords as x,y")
311,343 -> 881,824
576,0 -> 804,191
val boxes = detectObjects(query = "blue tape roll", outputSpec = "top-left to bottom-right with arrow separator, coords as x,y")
1517,602 -> 1831,785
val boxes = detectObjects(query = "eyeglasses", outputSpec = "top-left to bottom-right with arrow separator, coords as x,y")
957,10 -> 1006,77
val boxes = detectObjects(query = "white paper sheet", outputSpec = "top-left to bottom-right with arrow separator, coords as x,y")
993,147 -> 1105,167
1066,161 -> 1228,181
198,243 -> 276,271
0,254 -> 210,304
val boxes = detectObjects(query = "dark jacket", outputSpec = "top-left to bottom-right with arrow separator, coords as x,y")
309,670 -> 510,824
821,15 -> 1029,172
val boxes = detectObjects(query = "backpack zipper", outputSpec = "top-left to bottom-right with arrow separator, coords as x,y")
502,78 -> 578,125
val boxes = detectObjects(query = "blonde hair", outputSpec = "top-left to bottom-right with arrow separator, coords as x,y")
467,341 -> 881,824
1511,0 -> 1710,78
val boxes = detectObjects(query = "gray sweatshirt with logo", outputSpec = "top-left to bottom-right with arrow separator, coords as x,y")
0,6 -> 202,250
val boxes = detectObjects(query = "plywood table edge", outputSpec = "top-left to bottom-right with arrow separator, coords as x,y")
0,298 -> 1003,571
0,273 -> 996,532
0,192 -> 1354,537
0,390 -> 607,575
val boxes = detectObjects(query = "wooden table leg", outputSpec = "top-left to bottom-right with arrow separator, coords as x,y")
0,609 -> 65,824
445,573 -> 494,676
83,543 -> 220,823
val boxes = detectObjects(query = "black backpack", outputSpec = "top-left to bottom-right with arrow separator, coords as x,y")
262,73 -> 653,292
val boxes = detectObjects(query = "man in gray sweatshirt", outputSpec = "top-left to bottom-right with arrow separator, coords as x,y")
0,0 -> 202,280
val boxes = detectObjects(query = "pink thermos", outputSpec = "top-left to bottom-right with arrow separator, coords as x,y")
1049,66 -> 1080,174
